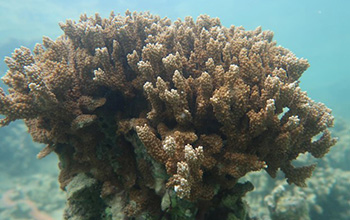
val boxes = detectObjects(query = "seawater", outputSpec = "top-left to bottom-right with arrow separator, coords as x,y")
0,1 -> 349,219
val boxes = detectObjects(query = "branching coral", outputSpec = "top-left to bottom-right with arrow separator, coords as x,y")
0,11 -> 336,219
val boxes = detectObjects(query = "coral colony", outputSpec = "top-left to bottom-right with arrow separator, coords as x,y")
0,11 -> 336,219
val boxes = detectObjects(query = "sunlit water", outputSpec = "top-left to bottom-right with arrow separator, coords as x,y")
0,1 -> 349,219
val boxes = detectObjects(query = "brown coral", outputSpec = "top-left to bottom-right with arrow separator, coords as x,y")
0,11 -> 336,218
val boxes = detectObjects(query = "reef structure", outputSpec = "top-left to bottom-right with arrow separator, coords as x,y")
0,11 -> 336,219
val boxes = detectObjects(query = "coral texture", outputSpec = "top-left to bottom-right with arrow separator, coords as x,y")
0,11 -> 336,219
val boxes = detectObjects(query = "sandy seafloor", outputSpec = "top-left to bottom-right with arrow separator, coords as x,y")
0,0 -> 349,219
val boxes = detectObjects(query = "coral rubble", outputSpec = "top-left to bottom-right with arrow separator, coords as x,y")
0,173 -> 65,220
0,11 -> 336,219
261,167 -> 350,220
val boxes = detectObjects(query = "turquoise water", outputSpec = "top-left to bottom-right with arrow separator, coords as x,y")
0,1 -> 349,219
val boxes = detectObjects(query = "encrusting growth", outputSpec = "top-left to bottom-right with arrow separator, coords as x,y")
0,11 -> 336,219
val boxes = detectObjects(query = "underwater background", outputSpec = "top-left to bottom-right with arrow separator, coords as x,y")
0,0 -> 349,219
